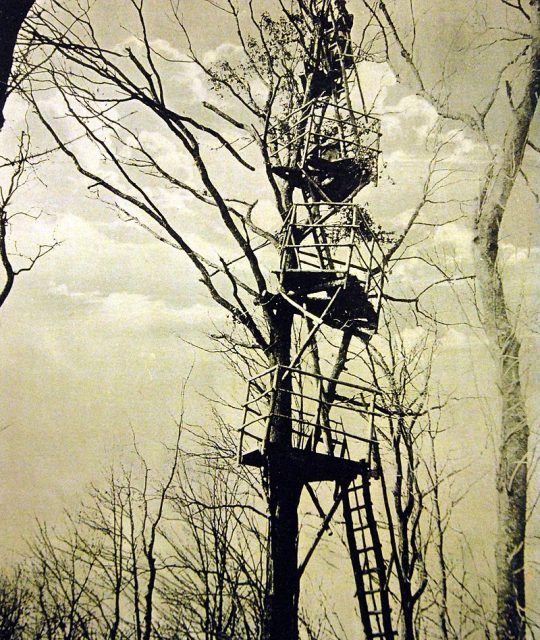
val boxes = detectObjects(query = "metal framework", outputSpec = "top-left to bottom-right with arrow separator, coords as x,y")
239,2 -> 397,638
239,365 -> 382,471
278,202 -> 385,338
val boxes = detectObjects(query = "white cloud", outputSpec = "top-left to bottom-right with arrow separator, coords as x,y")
392,208 -> 417,230
384,148 -> 428,165
48,282 -> 220,332
441,327 -> 468,348
443,128 -> 487,166
358,62 -> 396,111
433,222 -> 474,262
150,38 -> 186,61
401,324 -> 429,349
382,94 -> 438,143
202,42 -> 243,66
499,243 -> 540,266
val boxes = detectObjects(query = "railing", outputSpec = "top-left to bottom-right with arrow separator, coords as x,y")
239,365 -> 384,469
267,98 -> 381,175
278,203 -> 386,319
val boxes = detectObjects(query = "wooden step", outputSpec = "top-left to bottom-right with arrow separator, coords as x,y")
358,546 -> 376,554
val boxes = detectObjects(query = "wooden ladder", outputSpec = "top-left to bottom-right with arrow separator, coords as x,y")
342,476 -> 396,640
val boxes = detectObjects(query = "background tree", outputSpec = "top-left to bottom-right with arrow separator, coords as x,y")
0,569 -> 32,640
359,2 -> 539,637
8,0 -> 536,638
0,0 -> 57,310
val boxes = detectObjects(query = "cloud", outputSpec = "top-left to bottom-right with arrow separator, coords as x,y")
432,222 -> 474,263
48,282 -> 221,334
202,42 -> 243,66
442,128 -> 488,166
382,94 -> 438,145
499,243 -> 540,266
138,130 -> 194,179
358,62 -> 396,111
384,148 -> 428,166
441,327 -> 470,348
401,324 -> 429,349
150,38 -> 186,61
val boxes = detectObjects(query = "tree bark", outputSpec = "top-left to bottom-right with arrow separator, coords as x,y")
263,457 -> 302,640
0,0 -> 35,130
473,5 -> 539,637
262,307 -> 303,640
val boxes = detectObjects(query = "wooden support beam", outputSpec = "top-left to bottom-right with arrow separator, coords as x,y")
298,483 -> 349,578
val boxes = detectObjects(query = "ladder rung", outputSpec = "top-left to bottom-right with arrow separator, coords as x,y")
364,588 -> 383,596
351,502 -> 372,512
359,567 -> 379,576
358,546 -> 376,554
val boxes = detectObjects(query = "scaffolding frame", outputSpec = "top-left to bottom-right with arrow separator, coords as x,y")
268,97 -> 381,174
238,364 -> 383,470
278,202 -> 386,328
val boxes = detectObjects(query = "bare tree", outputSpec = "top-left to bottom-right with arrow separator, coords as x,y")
18,1 -> 533,638
357,2 -> 539,637
160,463 -> 266,639
16,418 -> 270,640
0,569 -> 32,640
0,132 -> 58,308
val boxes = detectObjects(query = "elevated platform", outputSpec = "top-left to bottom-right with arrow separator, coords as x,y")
267,98 -> 381,199
276,203 -> 386,335
239,365 -> 384,477
241,444 -> 368,484
271,155 -> 374,201
280,268 -> 349,294
278,204 -> 385,287
278,272 -> 378,339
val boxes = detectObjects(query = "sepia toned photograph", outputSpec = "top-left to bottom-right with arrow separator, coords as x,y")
0,1 -> 538,638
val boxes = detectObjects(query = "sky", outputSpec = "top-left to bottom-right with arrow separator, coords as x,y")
0,0 -> 538,627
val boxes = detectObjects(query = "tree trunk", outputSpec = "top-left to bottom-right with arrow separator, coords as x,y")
0,0 -> 35,130
262,308 -> 303,640
263,458 -> 302,640
473,6 -> 539,637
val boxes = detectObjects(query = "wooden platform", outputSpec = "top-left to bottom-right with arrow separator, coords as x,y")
241,445 -> 368,484
281,269 -> 349,294
277,271 -> 378,339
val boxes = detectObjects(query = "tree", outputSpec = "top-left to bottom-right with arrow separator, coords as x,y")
0,569 -> 32,640
16,419 -> 269,640
160,464 -> 266,639
24,427 -> 182,639
23,3 -> 349,637
0,0 -> 35,131
0,132 -> 58,308
19,0 -> 538,638
360,2 -> 539,637
0,0 -> 58,310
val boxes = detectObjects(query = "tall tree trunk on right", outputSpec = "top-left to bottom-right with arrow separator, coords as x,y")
473,5 -> 539,637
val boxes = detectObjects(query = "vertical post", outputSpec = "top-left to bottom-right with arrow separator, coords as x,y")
300,99 -> 317,167
368,393 -> 380,478
344,205 -> 355,287
368,235 -> 376,294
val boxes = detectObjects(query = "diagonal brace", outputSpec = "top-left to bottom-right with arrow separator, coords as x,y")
298,482 -> 349,578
